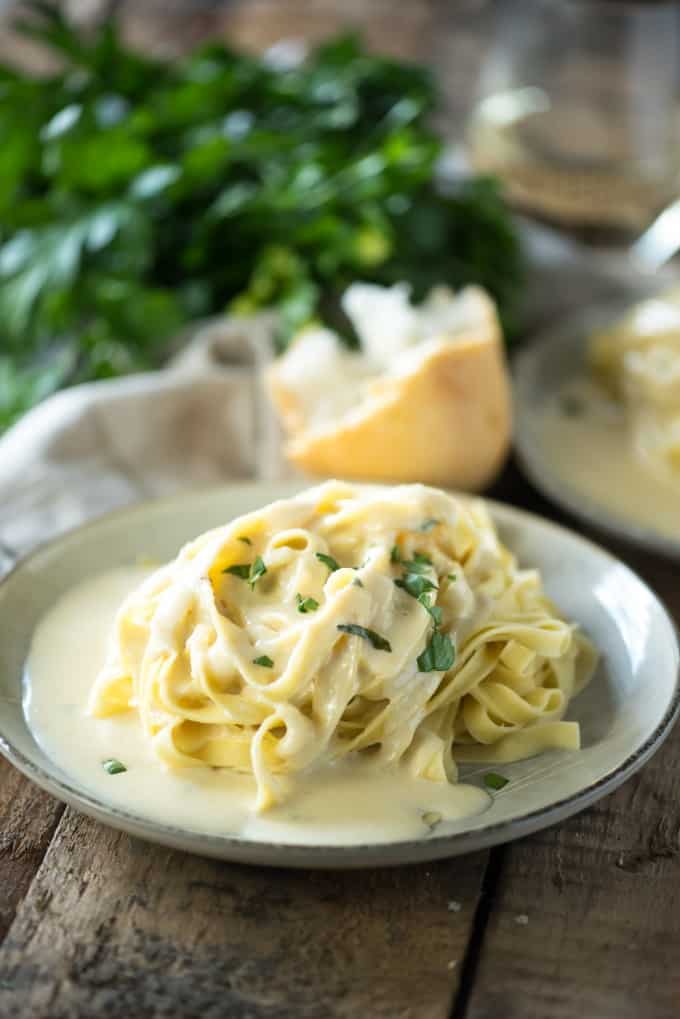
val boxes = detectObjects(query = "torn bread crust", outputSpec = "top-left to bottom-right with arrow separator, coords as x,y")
267,284 -> 511,491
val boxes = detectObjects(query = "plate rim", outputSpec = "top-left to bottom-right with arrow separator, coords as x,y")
513,302 -> 680,561
1,481 -> 679,868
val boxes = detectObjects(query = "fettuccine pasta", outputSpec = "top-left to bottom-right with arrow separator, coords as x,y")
89,482 -> 597,810
590,287 -> 680,482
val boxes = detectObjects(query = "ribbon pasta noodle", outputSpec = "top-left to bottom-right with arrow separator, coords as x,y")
89,482 -> 597,810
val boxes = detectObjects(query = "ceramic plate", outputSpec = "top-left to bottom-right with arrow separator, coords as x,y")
0,482 -> 678,868
513,302 -> 680,560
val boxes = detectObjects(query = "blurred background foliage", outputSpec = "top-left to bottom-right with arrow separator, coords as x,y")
0,1 -> 521,432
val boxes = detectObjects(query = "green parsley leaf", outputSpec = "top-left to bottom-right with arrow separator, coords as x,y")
400,557 -> 432,575
248,555 -> 267,589
238,536 -> 252,545
390,545 -> 401,564
483,772 -> 509,791
419,518 -> 441,532
253,655 -> 274,668
297,593 -> 320,613
418,593 -> 442,626
224,556 -> 267,588
447,574 -> 457,582
417,630 -> 455,672
395,573 -> 438,598
224,563 -> 250,579
315,552 -> 340,572
337,624 -> 392,652
102,758 -> 127,775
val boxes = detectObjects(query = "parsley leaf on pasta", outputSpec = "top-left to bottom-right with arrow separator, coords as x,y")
224,556 -> 267,589
315,552 -> 340,572
395,573 -> 437,598
417,630 -> 455,672
223,564 -> 251,579
297,594 -> 320,613
418,593 -> 442,626
249,556 -> 267,588
337,624 -> 392,652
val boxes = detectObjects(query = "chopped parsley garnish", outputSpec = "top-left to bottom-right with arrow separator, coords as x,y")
337,624 -> 392,652
223,563 -> 250,579
248,556 -> 267,588
417,630 -> 455,672
238,536 -> 252,545
418,593 -> 442,626
448,574 -> 457,582
102,759 -> 127,775
353,577 -> 364,587
395,574 -> 437,600
483,772 -> 509,791
394,552 -> 443,624
412,551 -> 432,565
297,593 -> 320,613
315,552 -> 340,572
392,548 -> 452,665
419,518 -> 441,532
390,544 -> 401,563
400,556 -> 432,575
224,556 -> 267,589
253,655 -> 274,668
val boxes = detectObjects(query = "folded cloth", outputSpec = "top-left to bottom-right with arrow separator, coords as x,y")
0,313 -> 291,567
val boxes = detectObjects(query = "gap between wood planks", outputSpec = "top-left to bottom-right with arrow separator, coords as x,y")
449,847 -> 505,1019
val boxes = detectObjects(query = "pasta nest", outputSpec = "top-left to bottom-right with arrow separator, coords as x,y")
90,481 -> 596,809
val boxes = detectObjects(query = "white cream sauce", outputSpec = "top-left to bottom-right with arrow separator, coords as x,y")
535,380 -> 680,540
24,567 -> 490,846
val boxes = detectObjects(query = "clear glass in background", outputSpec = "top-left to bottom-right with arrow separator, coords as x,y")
466,0 -> 680,238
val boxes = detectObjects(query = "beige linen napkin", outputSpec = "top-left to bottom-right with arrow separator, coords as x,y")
0,313 -> 290,570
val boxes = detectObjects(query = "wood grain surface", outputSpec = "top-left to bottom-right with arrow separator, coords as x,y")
1,2 -> 680,1017
465,744 -> 680,1019
0,758 -> 63,943
0,809 -> 488,1018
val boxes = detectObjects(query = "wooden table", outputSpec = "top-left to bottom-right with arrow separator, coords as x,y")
1,3 -> 679,1016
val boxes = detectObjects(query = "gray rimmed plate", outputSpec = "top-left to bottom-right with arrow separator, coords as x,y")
513,301 -> 680,560
0,482 -> 678,868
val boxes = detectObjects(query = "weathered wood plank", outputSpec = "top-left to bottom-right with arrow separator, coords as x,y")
0,809 -> 488,1018
462,727 -> 680,1019
0,759 -> 64,944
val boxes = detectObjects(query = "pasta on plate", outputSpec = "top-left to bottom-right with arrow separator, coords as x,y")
89,482 -> 597,810
590,287 -> 680,482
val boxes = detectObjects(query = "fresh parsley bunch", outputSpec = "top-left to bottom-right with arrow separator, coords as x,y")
0,2 -> 522,433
